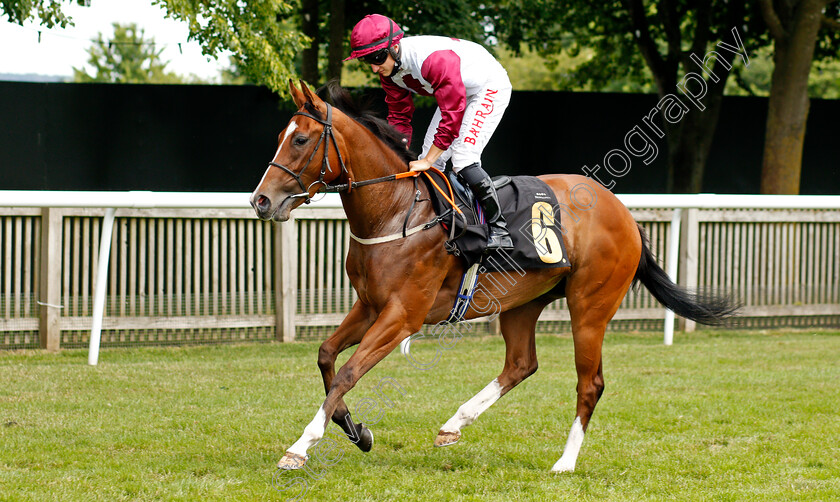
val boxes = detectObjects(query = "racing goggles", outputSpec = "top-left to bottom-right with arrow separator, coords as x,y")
361,49 -> 389,65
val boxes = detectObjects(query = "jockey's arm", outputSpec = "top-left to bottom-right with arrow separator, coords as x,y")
409,145 -> 444,172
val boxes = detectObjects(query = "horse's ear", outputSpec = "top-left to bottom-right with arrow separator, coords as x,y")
299,80 -> 325,108
289,79 -> 306,108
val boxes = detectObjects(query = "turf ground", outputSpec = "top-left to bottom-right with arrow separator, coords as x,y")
1,329 -> 839,501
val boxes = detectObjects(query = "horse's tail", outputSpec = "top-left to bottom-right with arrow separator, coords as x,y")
633,224 -> 739,325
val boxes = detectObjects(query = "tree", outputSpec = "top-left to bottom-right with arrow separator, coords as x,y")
1,0 -> 76,28
5,0 -> 497,94
725,44 -> 840,99
152,0 -> 309,96
302,0 -> 492,86
4,0 -> 309,95
73,23 -> 184,84
758,0 -> 840,194
300,0 -> 320,83
484,1 -> 757,193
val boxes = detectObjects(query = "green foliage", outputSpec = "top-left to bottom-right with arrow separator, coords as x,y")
219,55 -> 256,85
153,0 -> 309,95
377,0 -> 489,43
1,0 -> 75,28
496,44 -> 657,92
725,45 -> 840,99
814,1 -> 840,60
809,58 -> 840,99
1,331 -> 839,500
725,46 -> 773,97
8,0 -> 838,103
482,0 -> 572,55
485,1 -> 753,94
341,59 -> 378,88
72,23 -> 184,84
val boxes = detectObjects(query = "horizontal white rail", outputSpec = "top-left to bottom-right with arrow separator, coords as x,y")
617,193 -> 840,209
3,191 -> 840,210
0,191 -> 341,209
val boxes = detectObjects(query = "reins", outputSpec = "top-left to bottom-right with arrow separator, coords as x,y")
270,102 -> 466,244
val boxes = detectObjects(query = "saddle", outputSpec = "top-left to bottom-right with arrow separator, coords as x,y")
422,170 -> 571,273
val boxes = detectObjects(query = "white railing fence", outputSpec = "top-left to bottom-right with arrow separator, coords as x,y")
1,191 -> 839,362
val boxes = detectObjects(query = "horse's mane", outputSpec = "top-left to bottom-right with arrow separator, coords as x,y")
315,81 -> 416,164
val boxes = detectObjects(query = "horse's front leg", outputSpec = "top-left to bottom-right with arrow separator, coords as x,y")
317,299 -> 376,452
278,300 -> 424,470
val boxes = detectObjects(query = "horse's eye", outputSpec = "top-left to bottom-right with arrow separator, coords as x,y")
293,136 -> 308,146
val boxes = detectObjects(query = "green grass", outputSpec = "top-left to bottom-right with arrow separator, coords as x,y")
1,330 -> 839,501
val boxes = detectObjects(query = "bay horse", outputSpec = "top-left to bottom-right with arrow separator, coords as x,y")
250,81 -> 735,473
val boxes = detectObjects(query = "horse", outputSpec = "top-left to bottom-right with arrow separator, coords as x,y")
250,80 -> 736,473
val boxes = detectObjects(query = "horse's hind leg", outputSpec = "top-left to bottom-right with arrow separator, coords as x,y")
552,267 -> 635,472
435,298 -> 549,446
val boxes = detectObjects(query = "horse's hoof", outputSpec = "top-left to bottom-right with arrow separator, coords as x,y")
356,424 -> 374,452
551,458 -> 576,473
277,452 -> 308,470
434,429 -> 461,447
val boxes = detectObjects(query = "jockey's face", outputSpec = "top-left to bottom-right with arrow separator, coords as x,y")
369,51 -> 396,77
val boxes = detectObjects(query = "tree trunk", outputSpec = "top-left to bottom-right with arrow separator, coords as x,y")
326,0 -> 346,83
760,1 -> 826,194
665,91 -> 726,193
661,46 -> 735,193
300,0 -> 320,85
626,0 -> 744,194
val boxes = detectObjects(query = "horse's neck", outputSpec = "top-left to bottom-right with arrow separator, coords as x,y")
340,135 -> 430,239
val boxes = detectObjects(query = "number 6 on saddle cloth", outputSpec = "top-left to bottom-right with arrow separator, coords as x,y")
424,171 -> 571,323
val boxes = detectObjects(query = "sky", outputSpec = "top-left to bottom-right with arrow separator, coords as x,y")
0,0 -> 228,81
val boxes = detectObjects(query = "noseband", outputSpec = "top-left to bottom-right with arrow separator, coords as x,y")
268,103 -> 349,204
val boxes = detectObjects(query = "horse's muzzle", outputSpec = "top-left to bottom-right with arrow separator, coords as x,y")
250,193 -> 274,220
250,192 -> 298,222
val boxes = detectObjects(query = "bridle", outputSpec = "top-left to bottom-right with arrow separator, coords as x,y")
267,102 -> 421,200
268,103 -> 348,204
268,101 -> 466,243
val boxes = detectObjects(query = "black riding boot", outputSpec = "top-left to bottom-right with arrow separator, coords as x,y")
458,163 -> 514,251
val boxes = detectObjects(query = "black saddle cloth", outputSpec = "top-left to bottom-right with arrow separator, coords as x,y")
423,170 -> 571,273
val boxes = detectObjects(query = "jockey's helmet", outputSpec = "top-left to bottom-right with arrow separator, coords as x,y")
344,14 -> 404,62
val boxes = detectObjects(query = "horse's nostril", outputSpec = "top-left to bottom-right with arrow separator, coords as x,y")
257,195 -> 270,211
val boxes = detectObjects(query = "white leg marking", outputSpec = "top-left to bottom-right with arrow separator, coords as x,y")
552,416 -> 585,473
287,405 -> 326,457
441,378 -> 504,432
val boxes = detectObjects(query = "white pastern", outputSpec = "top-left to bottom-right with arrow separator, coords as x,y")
441,378 -> 504,432
287,405 -> 327,457
552,416 -> 585,473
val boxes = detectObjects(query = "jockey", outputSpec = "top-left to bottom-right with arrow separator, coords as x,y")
345,14 -> 514,251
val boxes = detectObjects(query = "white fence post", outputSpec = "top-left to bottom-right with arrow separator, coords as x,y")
275,216 -> 298,342
663,208 -> 682,345
38,208 -> 63,352
88,207 -> 116,365
679,208 -> 699,333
